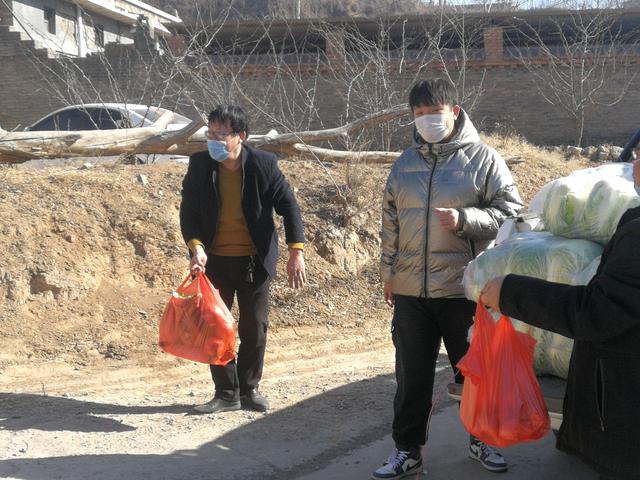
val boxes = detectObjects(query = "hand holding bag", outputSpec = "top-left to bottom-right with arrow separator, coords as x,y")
159,272 -> 236,365
458,303 -> 550,447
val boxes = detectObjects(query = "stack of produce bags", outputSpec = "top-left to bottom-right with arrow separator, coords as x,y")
463,163 -> 639,379
530,163 -> 640,244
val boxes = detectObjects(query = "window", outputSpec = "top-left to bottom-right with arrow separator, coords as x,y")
30,108 -> 127,131
43,8 -> 56,35
57,110 -> 94,130
94,25 -> 104,47
133,107 -> 160,123
29,115 -> 55,131
91,109 -> 128,129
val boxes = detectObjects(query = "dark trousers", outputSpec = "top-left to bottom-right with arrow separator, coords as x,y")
205,255 -> 271,402
391,295 -> 475,450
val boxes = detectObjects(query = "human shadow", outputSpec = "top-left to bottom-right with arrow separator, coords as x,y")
0,392 -> 193,433
0,373 -> 403,480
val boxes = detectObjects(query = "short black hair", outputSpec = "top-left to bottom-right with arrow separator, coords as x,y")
409,79 -> 458,110
208,105 -> 249,136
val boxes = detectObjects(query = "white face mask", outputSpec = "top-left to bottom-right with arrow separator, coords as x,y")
415,113 -> 451,144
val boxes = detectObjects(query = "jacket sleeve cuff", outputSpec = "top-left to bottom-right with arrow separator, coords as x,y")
187,238 -> 204,255
455,208 -> 468,237
288,242 -> 304,251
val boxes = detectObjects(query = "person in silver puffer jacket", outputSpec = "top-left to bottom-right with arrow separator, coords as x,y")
381,107 -> 523,298
373,79 -> 523,480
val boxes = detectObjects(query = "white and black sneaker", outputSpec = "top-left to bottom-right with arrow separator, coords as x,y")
469,436 -> 508,473
372,448 -> 423,479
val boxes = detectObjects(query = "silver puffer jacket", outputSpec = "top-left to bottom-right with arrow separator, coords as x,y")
381,110 -> 523,298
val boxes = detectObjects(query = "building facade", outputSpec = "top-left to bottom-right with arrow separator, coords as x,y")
0,0 -> 181,57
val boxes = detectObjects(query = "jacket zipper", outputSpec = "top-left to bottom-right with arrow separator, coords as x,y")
595,359 -> 606,432
423,146 -> 437,298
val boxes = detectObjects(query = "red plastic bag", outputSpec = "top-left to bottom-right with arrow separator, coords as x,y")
457,303 -> 550,447
159,272 -> 236,365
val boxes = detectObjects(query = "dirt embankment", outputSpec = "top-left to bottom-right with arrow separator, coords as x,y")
0,136 -> 597,370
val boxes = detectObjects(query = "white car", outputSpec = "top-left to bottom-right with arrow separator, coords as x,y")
25,103 -> 195,132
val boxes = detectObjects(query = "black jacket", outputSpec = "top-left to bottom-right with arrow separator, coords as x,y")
500,206 -> 640,480
179,145 -> 304,278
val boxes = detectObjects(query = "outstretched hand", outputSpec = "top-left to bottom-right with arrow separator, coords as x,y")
287,249 -> 306,289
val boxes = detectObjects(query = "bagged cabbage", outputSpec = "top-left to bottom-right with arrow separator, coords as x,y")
464,232 -> 603,378
571,255 -> 601,284
463,232 -> 603,302
529,163 -> 640,244
510,320 -> 573,379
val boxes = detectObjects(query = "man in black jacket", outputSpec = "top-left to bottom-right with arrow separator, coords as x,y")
481,153 -> 640,480
180,105 -> 306,414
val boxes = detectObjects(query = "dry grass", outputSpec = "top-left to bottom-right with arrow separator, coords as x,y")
482,132 -> 600,205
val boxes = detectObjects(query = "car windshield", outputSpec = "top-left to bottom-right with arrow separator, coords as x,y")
132,107 -> 191,124
133,107 -> 161,123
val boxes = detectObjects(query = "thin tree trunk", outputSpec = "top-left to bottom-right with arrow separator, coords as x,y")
575,111 -> 585,147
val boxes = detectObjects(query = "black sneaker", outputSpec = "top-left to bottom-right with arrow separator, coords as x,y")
240,388 -> 270,412
372,449 -> 423,479
193,397 -> 240,414
469,436 -> 508,473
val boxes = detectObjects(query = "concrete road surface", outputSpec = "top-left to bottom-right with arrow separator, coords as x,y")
300,403 -> 598,480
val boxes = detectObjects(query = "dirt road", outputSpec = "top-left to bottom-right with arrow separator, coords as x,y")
0,335 -> 598,480
1,326 -> 415,480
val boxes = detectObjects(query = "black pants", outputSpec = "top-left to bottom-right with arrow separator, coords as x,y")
391,295 -> 475,450
205,255 -> 271,402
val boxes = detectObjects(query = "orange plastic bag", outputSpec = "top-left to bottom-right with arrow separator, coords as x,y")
159,272 -> 236,365
457,303 -> 550,448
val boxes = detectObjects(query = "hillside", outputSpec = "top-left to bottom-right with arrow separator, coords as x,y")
150,0 -> 429,23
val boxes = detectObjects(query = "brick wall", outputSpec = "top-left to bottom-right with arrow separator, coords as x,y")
471,66 -> 640,147
483,26 -> 504,62
1,27 -> 638,148
325,29 -> 346,64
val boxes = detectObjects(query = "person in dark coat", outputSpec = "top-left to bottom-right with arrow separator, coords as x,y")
180,105 -> 306,414
480,153 -> 640,480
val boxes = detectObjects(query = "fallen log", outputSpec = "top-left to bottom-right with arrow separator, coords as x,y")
0,106 -> 411,164
0,113 -> 205,163
0,106 -> 523,166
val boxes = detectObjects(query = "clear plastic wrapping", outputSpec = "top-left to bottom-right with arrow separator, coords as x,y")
463,232 -> 603,378
529,163 -> 640,245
